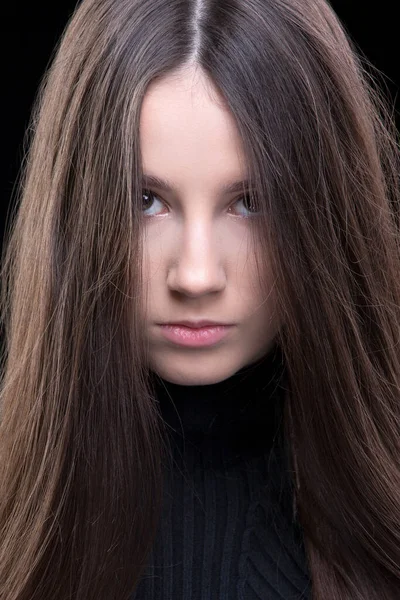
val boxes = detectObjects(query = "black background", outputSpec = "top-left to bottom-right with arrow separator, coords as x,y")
2,2 -> 399,243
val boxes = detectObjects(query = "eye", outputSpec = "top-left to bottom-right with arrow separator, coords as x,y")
142,189 -> 166,217
231,192 -> 260,217
141,189 -> 260,217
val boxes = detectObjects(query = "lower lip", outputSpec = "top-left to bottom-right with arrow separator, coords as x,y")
159,324 -> 233,347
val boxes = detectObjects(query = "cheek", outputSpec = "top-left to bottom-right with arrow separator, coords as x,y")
141,232 -> 164,281
240,258 -> 278,319
140,239 -> 162,315
234,251 -> 269,293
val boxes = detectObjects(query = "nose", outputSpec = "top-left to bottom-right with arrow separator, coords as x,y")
166,221 -> 226,298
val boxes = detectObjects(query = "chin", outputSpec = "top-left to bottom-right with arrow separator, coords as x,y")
149,355 -> 243,386
160,370 -> 231,386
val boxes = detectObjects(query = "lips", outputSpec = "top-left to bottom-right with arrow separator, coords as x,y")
159,323 -> 233,347
162,320 -> 231,329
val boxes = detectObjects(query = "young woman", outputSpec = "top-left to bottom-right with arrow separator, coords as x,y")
0,0 -> 399,599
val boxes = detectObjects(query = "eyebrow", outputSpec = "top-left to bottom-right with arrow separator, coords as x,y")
141,173 -> 250,195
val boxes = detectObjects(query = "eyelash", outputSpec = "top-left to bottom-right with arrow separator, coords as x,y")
141,189 -> 260,218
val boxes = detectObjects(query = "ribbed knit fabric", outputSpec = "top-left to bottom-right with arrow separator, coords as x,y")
132,342 -> 312,599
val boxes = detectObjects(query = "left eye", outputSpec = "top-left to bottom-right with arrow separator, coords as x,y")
233,192 -> 260,216
141,190 -> 260,217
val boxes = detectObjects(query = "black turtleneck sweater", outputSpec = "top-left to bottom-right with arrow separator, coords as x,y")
132,342 -> 312,599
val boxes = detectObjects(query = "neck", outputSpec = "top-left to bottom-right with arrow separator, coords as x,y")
150,341 -> 288,467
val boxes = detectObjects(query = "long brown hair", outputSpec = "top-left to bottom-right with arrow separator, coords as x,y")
1,0 -> 399,598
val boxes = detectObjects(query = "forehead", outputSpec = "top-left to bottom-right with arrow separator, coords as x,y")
139,69 -> 248,193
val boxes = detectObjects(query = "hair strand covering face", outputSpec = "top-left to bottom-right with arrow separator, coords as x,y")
0,0 -> 399,599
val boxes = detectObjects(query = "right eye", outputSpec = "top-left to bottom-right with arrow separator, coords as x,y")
141,189 -> 166,217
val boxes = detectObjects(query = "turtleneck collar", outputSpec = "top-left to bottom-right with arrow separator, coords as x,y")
150,340 -> 288,467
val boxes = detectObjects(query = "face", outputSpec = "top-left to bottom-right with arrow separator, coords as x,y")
139,65 -> 280,385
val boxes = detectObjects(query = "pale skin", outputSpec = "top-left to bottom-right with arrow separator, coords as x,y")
139,65 -> 280,386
